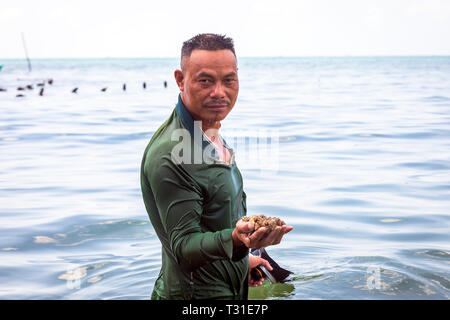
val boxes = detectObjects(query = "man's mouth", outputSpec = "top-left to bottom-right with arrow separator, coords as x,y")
205,101 -> 229,110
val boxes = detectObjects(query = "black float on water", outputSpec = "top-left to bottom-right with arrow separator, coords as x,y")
37,81 -> 45,87
16,94 -> 25,98
17,87 -> 25,91
26,84 -> 33,90
101,87 -> 107,92
0,88 -> 7,92
48,79 -> 53,85
72,88 -> 78,94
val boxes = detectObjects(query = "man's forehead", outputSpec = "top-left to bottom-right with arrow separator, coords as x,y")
184,49 -> 237,73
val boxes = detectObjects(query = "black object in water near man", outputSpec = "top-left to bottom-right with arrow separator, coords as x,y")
250,248 -> 292,283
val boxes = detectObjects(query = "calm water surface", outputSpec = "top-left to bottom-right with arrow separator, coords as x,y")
0,57 -> 449,299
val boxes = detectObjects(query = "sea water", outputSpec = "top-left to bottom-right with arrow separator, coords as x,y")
0,57 -> 449,299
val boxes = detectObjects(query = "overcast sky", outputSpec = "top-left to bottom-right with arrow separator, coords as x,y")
1,0 -> 450,58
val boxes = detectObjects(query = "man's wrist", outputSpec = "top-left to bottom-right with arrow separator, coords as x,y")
232,228 -> 244,247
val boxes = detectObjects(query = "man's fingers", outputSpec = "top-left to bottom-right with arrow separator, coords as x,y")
274,226 -> 285,244
245,224 -> 293,249
250,255 -> 273,271
242,236 -> 250,247
271,225 -> 293,245
249,277 -> 264,287
264,226 -> 282,245
237,220 -> 254,233
283,225 -> 294,234
248,227 -> 267,241
258,257 -> 273,271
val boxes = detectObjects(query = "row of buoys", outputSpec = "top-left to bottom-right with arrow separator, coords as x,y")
73,81 -> 168,94
0,78 -> 53,97
0,79 -> 169,98
18,79 -> 51,97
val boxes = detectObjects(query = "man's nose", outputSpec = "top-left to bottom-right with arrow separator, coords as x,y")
210,82 -> 225,98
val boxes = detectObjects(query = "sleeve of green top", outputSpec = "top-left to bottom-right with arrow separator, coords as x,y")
148,156 -> 247,272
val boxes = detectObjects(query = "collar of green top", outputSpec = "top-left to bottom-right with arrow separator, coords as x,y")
176,93 -> 196,139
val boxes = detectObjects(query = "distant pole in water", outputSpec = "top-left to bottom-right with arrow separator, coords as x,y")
164,81 -> 167,88
143,82 -> 146,89
39,88 -> 44,96
123,83 -> 126,91
21,32 -> 32,73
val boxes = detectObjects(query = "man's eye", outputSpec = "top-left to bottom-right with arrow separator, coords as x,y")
199,79 -> 211,83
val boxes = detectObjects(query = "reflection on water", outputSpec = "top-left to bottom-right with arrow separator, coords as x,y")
249,281 -> 296,300
0,57 -> 449,299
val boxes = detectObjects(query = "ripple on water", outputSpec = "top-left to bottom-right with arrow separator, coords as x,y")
395,161 -> 450,171
422,95 -> 450,102
414,249 -> 450,260
58,252 -> 156,300
322,255 -> 450,299
33,219 -> 154,247
326,183 -> 407,193
278,134 -> 343,143
379,218 -> 402,223
2,137 -> 19,141
319,197 -> 374,207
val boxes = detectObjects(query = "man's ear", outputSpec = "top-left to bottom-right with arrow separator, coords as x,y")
174,69 -> 184,92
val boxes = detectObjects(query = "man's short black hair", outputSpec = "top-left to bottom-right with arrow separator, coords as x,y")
181,33 -> 235,69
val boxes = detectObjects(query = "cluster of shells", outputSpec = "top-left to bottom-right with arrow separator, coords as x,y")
241,214 -> 285,232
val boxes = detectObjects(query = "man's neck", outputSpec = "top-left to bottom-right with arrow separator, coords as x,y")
202,120 -> 221,136
179,94 -> 222,138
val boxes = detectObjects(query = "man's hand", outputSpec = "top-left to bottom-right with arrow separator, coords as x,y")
248,254 -> 272,287
232,219 -> 293,249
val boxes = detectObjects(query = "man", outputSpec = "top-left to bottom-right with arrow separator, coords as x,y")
140,33 -> 292,300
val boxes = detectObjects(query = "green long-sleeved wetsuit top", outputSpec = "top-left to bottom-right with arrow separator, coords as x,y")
140,95 -> 249,299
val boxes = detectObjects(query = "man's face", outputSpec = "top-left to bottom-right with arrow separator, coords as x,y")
174,49 -> 239,123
